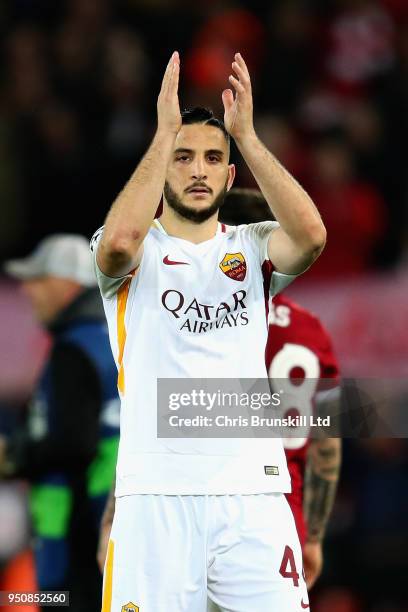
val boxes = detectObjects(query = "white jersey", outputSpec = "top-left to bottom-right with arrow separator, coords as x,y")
91,220 -> 298,495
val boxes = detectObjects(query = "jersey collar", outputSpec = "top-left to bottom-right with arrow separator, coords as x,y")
153,219 -> 227,236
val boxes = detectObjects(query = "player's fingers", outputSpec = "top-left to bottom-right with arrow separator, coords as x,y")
159,68 -> 171,100
235,52 -> 249,73
97,547 -> 105,574
222,88 -> 234,111
162,53 -> 174,83
228,74 -> 245,95
167,52 -> 181,97
306,573 -> 317,590
169,53 -> 180,96
306,561 -> 321,590
305,569 -> 313,589
235,53 -> 252,88
160,52 -> 176,94
232,61 -> 250,89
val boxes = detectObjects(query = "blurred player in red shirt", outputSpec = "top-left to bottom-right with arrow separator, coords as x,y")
267,291 -> 341,589
223,188 -> 342,590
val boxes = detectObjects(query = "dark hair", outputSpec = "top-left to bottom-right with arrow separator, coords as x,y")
181,107 -> 230,143
221,188 -> 275,225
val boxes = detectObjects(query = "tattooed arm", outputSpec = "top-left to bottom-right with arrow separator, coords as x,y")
97,481 -> 116,573
304,437 -> 342,541
303,436 -> 342,589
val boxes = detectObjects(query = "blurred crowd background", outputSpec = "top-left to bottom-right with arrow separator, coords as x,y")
0,1 -> 408,611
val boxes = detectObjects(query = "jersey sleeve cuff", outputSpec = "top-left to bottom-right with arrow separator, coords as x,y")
270,270 -> 299,296
90,227 -> 132,299
94,259 -> 131,300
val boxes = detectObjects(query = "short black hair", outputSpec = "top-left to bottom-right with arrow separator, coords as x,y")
221,188 -> 275,225
181,107 -> 230,144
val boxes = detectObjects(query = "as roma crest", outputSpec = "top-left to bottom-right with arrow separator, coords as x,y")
121,603 -> 139,612
219,252 -> 247,281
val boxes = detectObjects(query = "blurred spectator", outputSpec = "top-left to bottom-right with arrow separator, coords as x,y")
381,0 -> 408,21
297,79 -> 347,133
53,21 -> 105,114
21,103 -> 92,244
184,6 -> 266,109
323,0 -> 395,97
5,26 -> 51,117
258,1 -> 317,114
1,0 -> 402,271
104,27 -> 150,157
65,0 -> 111,36
1,235 -> 120,612
304,135 -> 387,279
343,100 -> 386,187
253,114 -> 310,183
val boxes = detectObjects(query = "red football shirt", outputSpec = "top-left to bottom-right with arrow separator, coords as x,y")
266,294 -> 340,545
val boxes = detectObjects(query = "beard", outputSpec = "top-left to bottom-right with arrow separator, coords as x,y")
164,180 -> 228,224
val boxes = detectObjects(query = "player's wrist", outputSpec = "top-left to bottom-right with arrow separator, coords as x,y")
155,124 -> 180,140
305,535 -> 323,545
151,127 -> 179,159
233,126 -> 258,149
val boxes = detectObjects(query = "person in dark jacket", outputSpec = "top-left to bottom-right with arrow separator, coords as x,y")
0,234 -> 120,612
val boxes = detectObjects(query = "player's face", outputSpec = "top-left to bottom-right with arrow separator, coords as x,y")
164,123 -> 235,223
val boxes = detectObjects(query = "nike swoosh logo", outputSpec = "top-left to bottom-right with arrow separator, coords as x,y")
163,255 -> 189,266
301,599 -> 310,609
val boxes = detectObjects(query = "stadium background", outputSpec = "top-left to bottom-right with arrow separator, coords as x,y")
0,0 -> 407,610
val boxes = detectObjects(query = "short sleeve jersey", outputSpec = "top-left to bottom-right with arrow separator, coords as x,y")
91,220 -> 299,495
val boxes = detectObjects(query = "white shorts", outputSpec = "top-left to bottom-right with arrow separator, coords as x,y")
102,493 -> 310,612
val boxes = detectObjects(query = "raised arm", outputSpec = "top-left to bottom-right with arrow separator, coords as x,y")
97,52 -> 181,277
222,53 -> 326,275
